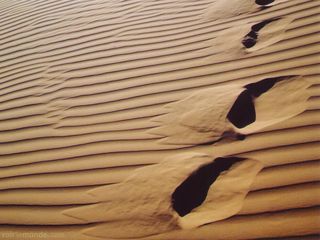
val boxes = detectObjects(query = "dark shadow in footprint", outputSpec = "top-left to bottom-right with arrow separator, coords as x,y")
242,18 -> 280,49
255,0 -> 275,5
227,90 -> 256,129
245,76 -> 292,97
172,157 -> 244,217
227,76 -> 294,129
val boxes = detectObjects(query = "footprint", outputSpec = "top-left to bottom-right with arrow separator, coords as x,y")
227,76 -> 287,128
242,17 -> 293,52
204,17 -> 292,61
242,18 -> 279,48
175,155 -> 263,229
256,0 -> 289,6
204,0 -> 259,21
255,0 -> 275,7
172,156 -> 245,217
63,153 -> 263,237
203,0 -> 282,21
256,0 -> 274,4
148,76 -> 312,145
237,75 -> 312,134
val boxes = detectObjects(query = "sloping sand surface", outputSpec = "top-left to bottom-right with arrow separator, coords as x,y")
0,0 -> 319,239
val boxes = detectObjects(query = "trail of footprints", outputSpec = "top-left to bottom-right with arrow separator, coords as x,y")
65,0 -> 315,238
0,0 -> 319,239
68,75 -> 312,237
137,0 -> 313,234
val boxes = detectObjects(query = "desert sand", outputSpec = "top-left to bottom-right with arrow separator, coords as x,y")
0,0 -> 319,239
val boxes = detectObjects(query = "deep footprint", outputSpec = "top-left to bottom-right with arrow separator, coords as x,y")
227,76 -> 294,128
245,76 -> 291,97
172,157 -> 244,217
227,90 -> 256,128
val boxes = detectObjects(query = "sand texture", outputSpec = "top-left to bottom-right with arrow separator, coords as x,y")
0,0 -> 319,239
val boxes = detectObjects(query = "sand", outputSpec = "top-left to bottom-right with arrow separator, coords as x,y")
0,0 -> 319,239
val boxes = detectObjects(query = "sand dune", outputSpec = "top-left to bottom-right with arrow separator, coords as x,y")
0,0 -> 319,239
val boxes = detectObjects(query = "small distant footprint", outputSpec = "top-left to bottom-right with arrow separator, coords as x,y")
242,17 -> 293,52
256,0 -> 274,4
204,0 -> 258,21
203,0 -> 284,21
255,0 -> 275,6
204,16 -> 293,60
242,18 -> 279,48
255,0 -> 289,7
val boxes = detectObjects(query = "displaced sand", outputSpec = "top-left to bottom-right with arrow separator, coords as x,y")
0,0 -> 319,239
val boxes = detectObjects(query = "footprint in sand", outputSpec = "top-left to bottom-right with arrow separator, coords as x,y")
204,0 -> 258,21
242,18 -> 279,48
148,76 -> 312,145
204,16 -> 293,60
255,0 -> 290,7
63,152 -> 263,238
203,0 -> 285,21
242,17 -> 293,52
256,0 -> 275,6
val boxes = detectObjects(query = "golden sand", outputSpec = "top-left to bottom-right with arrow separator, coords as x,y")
0,0 -> 319,239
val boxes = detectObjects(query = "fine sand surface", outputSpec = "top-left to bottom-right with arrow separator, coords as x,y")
0,0 -> 320,239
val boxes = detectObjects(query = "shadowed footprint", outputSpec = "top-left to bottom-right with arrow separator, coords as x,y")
205,16 -> 292,59
242,18 -> 279,48
256,0 -> 275,5
227,76 -> 291,128
63,153 -> 263,237
149,75 -> 312,145
204,0 -> 281,22
204,0 -> 260,21
245,75 -> 289,97
256,0 -> 291,9
172,157 -> 245,217
242,16 -> 293,51
237,75 -> 312,134
227,90 -> 256,129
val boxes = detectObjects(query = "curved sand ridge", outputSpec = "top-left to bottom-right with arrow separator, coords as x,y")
0,0 -> 319,239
